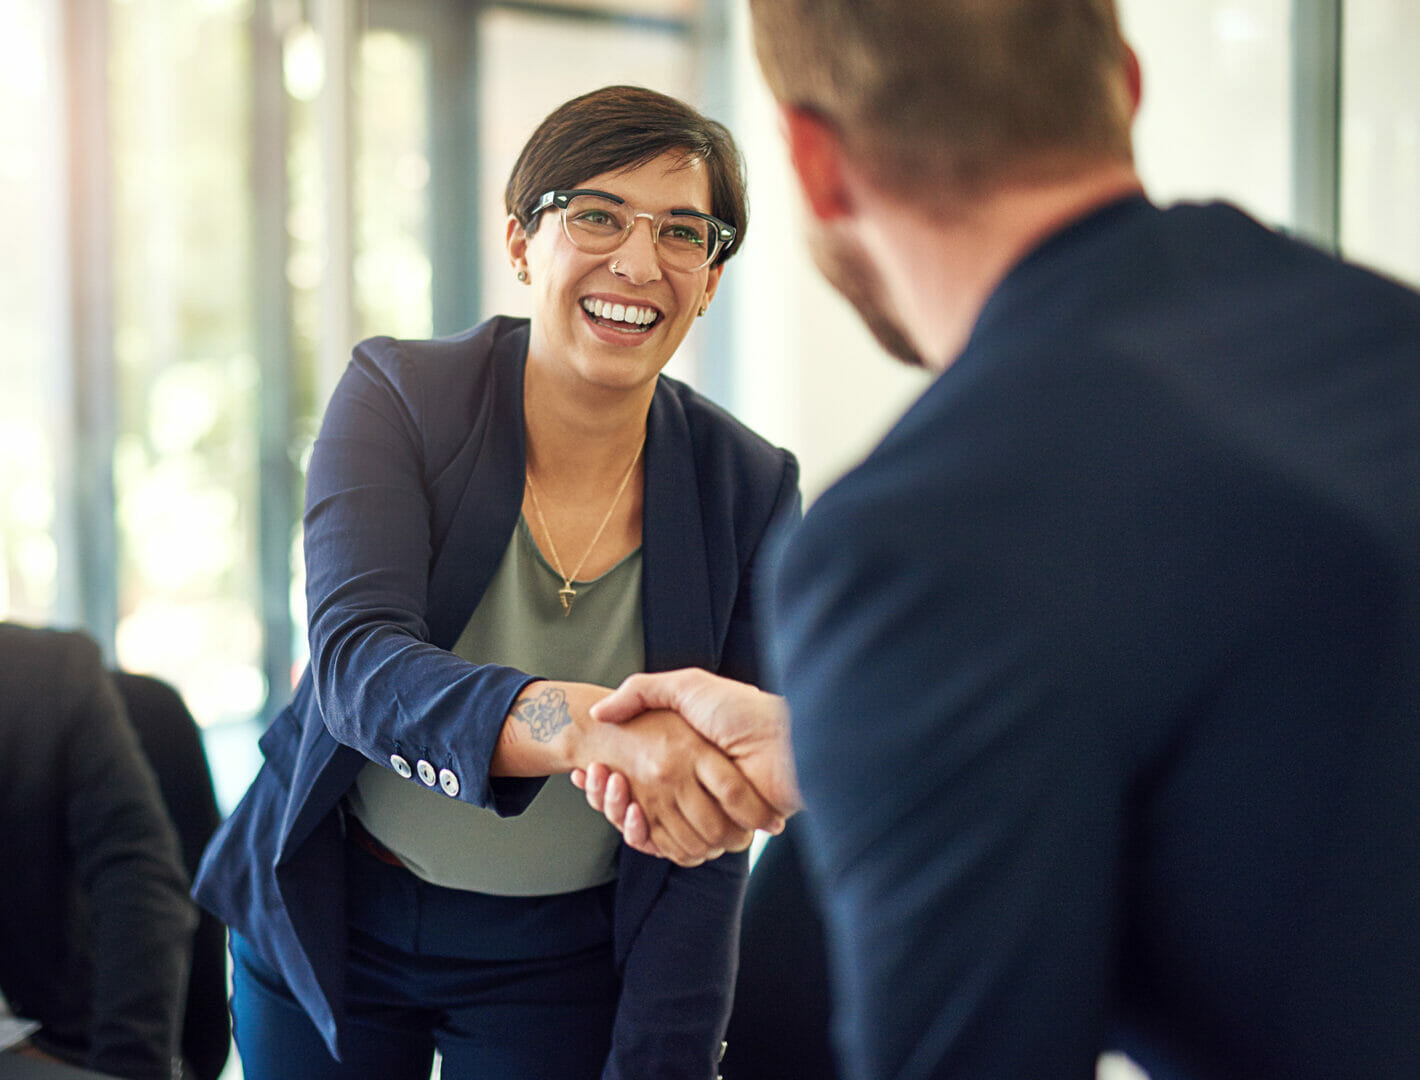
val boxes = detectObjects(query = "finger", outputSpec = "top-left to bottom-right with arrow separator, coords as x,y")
623,802 -> 651,850
602,771 -> 632,830
581,763 -> 611,814
643,818 -> 705,867
570,767 -> 587,790
694,752 -> 783,838
647,809 -> 713,865
667,769 -> 754,855
639,781 -> 729,866
621,805 -> 667,859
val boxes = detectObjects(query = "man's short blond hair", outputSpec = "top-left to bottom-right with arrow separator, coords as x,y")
749,0 -> 1135,195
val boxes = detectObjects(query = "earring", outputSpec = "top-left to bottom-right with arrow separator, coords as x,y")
697,306 -> 707,317
516,269 -> 529,283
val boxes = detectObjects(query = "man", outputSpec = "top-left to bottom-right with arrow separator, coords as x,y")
583,1 -> 1420,1077
0,623 -> 196,1080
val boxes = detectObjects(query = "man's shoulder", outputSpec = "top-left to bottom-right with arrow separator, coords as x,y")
0,622 -> 103,686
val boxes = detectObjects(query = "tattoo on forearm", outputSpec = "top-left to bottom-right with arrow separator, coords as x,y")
513,686 -> 571,743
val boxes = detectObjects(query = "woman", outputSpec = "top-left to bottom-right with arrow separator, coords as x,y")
192,86 -> 799,1079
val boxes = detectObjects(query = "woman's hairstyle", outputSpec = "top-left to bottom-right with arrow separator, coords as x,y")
749,0 -> 1134,194
505,85 -> 748,266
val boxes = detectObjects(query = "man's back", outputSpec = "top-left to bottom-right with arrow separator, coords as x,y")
771,197 -> 1420,1079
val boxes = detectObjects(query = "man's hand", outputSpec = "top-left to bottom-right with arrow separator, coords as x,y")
573,669 -> 800,855
577,706 -> 773,867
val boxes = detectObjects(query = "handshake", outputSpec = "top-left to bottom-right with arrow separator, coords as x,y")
567,668 -> 801,867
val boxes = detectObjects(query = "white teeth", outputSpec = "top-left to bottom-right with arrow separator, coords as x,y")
581,298 -> 658,327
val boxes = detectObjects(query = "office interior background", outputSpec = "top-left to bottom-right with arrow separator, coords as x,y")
1,2 -> 1416,1075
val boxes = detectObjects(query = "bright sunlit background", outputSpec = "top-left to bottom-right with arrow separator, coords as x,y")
2,3 -> 1418,1076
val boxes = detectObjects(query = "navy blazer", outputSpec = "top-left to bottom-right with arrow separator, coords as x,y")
194,316 -> 801,1078
771,198 -> 1420,1079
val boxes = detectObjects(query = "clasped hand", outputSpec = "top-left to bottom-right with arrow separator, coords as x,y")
573,669 -> 801,866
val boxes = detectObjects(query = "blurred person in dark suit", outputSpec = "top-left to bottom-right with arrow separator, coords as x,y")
0,622 -> 196,1080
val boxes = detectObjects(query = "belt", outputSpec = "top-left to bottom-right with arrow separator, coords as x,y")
345,813 -> 406,868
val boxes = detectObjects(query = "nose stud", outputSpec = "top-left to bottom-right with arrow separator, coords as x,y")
610,259 -> 623,276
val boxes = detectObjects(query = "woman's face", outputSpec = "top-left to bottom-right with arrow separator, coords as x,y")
508,150 -> 725,397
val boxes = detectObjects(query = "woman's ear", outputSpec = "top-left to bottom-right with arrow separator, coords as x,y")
699,262 -> 725,314
506,214 -> 529,273
780,105 -> 855,223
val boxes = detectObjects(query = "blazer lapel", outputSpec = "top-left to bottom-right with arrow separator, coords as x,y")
641,381 -> 719,674
424,322 -> 530,651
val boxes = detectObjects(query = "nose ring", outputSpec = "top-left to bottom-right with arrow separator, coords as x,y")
610,259 -> 623,276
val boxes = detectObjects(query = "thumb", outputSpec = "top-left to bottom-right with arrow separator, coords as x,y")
589,673 -> 664,724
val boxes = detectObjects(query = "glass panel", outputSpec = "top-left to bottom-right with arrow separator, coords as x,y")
1340,0 -> 1420,286
0,0 -> 61,622
109,0 -> 264,728
478,7 -> 702,378
1119,0 -> 1292,228
354,28 -> 433,341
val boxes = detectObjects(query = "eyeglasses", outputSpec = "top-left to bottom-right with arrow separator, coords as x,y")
531,189 -> 736,273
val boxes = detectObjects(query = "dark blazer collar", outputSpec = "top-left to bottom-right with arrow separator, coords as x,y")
642,384 -> 718,673
425,317 -> 720,675
425,320 -> 528,649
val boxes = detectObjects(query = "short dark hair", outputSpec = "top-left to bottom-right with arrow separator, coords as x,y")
504,85 -> 748,266
749,0 -> 1134,194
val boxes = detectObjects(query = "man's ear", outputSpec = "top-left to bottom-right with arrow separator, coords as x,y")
1122,42 -> 1143,117
779,104 -> 855,223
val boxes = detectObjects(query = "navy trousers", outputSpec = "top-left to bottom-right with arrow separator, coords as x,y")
230,840 -> 621,1079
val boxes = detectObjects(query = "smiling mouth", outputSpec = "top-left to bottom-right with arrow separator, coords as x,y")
581,298 -> 661,333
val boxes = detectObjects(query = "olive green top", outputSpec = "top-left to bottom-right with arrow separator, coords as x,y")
347,515 -> 643,896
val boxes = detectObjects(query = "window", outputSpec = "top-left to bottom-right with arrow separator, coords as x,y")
1341,0 -> 1420,285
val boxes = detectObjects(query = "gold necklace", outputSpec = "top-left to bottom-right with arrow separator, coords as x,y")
524,438 -> 644,616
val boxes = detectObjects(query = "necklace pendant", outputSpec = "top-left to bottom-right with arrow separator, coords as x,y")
558,584 -> 577,616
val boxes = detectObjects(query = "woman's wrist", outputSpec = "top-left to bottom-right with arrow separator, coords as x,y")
491,680 -> 604,776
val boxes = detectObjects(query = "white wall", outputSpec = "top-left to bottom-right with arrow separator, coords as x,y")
722,3 -> 932,505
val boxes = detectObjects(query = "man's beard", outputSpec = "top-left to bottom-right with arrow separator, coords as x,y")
806,223 -> 926,369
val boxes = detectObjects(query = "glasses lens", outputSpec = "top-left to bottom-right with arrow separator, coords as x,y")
563,195 -> 627,253
560,194 -> 723,270
657,215 -> 719,271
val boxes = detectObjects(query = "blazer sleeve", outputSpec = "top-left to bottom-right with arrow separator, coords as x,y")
301,337 -> 540,815
58,639 -> 197,1080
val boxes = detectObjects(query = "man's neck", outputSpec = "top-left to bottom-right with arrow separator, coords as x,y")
859,162 -> 1145,371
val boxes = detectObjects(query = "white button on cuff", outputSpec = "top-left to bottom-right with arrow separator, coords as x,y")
389,754 -> 412,779
416,759 -> 437,786
438,768 -> 460,797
